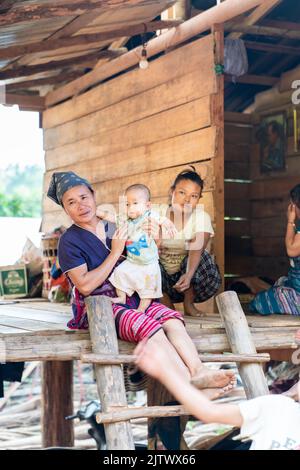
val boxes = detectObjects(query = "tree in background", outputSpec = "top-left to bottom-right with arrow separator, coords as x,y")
0,164 -> 43,217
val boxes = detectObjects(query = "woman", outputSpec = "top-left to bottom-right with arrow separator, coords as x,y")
250,183 -> 300,315
47,171 -> 235,391
158,168 -> 221,317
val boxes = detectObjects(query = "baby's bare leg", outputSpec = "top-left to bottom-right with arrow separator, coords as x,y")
111,288 -> 127,304
138,298 -> 152,312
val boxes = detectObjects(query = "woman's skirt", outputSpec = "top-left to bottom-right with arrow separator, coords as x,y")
249,276 -> 300,316
160,250 -> 221,303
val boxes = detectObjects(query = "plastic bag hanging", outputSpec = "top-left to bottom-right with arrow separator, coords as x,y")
224,38 -> 248,82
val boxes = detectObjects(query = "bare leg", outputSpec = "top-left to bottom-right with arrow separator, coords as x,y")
138,298 -> 152,312
136,333 -> 235,397
111,288 -> 126,304
183,286 -> 204,317
147,329 -> 191,382
163,319 -> 236,389
160,292 -> 175,310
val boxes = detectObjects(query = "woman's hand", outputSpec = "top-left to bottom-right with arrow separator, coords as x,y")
160,217 -> 177,239
287,203 -> 296,224
141,217 -> 160,239
174,273 -> 192,292
111,224 -> 128,256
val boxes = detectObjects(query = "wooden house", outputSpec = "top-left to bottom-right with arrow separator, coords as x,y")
1,0 -> 300,449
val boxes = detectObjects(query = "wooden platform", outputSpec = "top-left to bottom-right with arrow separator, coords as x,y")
0,299 -> 299,362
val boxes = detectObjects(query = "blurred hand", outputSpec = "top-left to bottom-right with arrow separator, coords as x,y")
141,217 -> 160,239
160,217 -> 177,239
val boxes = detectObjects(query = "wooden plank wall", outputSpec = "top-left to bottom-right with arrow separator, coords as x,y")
225,107 -> 300,282
42,33 -> 224,278
224,113 -> 252,280
249,106 -> 300,280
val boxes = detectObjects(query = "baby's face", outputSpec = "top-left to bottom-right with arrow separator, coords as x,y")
125,189 -> 150,219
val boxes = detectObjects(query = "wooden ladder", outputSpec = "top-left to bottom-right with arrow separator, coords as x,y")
84,291 -> 270,450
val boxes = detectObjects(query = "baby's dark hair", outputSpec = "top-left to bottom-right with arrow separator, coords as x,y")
290,184 -> 300,209
125,184 -> 151,201
170,166 -> 204,192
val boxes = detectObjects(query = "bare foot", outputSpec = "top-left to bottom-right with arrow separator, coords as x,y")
282,381 -> 299,401
201,382 -> 235,401
191,366 -> 236,390
184,302 -> 204,317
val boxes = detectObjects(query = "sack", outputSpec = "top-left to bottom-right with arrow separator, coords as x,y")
224,38 -> 248,79
18,237 -> 43,277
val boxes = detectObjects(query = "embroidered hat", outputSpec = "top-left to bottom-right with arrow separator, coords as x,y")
47,171 -> 93,206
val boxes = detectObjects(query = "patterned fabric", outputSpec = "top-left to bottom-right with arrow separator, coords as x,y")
47,171 -> 93,206
249,256 -> 300,316
160,250 -> 221,303
109,258 -> 162,299
122,210 -> 159,265
68,282 -> 184,341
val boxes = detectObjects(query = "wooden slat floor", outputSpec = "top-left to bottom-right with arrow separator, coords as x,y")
0,299 -> 299,361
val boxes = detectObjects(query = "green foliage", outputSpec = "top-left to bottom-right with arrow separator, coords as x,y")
0,164 -> 43,217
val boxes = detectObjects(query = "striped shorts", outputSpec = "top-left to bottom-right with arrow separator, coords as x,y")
112,300 -> 184,343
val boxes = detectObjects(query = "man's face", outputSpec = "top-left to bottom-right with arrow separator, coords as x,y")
267,125 -> 278,146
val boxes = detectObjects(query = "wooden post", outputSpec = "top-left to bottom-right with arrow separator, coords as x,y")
216,291 -> 269,398
147,379 -> 189,450
85,295 -> 135,450
42,361 -> 74,447
211,24 -> 225,292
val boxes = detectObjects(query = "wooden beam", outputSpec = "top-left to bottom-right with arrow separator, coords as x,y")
228,0 -> 282,39
244,40 -> 300,56
224,111 -> 252,125
96,405 -> 187,424
212,24 -> 225,292
81,352 -> 271,364
2,93 -> 45,110
225,23 -> 300,40
85,295 -> 135,450
260,18 -> 300,32
225,73 -> 278,86
0,50 -> 123,80
6,72 -> 84,92
45,0 -> 267,107
42,361 -> 74,448
0,21 -> 182,60
0,1 -> 137,26
216,291 -> 269,399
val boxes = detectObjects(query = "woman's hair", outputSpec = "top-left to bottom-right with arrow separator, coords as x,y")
290,184 -> 300,209
170,166 -> 204,192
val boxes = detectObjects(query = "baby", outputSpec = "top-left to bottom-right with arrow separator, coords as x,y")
97,184 -> 176,312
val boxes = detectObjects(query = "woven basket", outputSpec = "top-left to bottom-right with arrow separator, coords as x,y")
41,236 -> 59,299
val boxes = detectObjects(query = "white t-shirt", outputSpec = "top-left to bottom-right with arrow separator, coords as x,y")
238,395 -> 300,450
158,205 -> 214,275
